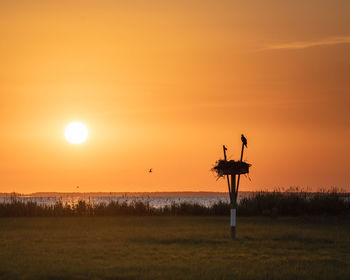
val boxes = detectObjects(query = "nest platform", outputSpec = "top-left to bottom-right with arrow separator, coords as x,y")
212,160 -> 251,176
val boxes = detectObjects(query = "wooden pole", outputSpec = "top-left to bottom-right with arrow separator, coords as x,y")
230,174 -> 236,239
223,145 -> 232,204
236,142 -> 245,194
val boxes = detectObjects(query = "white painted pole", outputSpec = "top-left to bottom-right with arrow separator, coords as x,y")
230,208 -> 236,239
230,208 -> 236,226
230,209 -> 236,226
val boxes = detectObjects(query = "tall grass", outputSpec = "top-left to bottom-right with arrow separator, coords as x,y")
239,190 -> 350,216
0,191 -> 349,217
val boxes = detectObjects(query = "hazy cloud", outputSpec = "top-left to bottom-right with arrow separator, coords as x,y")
264,36 -> 350,51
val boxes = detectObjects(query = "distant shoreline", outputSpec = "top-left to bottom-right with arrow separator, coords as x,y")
0,191 -> 230,197
1,190 -> 349,198
0,191 -> 263,198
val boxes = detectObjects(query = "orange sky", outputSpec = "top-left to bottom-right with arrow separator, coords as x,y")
1,0 -> 349,193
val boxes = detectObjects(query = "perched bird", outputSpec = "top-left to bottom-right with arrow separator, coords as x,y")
222,145 -> 228,160
148,168 -> 152,173
241,134 -> 247,148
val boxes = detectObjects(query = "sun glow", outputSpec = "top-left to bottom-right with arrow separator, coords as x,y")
65,122 -> 88,144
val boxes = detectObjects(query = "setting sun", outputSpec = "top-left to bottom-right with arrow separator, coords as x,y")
64,122 -> 88,144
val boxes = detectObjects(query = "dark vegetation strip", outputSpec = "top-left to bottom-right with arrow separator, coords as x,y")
1,191 -> 349,217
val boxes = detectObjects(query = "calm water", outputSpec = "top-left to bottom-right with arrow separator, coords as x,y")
0,196 -> 234,208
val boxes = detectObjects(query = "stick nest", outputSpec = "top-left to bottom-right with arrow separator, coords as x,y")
212,160 -> 251,177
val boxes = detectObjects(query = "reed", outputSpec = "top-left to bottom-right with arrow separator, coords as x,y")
0,190 -> 349,217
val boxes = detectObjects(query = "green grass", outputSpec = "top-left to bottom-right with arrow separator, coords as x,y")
0,217 -> 349,280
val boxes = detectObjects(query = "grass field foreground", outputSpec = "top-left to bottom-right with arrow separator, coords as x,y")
0,216 -> 349,279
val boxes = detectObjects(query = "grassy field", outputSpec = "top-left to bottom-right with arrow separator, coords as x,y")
0,217 -> 349,280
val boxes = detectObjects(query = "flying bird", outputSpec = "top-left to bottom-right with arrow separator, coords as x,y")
241,134 -> 247,148
148,168 -> 152,173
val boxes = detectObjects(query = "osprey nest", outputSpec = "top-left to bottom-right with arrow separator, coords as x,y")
212,160 -> 251,178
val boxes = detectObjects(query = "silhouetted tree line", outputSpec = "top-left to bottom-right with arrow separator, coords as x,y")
0,191 -> 349,217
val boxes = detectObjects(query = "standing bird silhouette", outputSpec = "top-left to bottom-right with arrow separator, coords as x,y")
223,145 -> 228,160
241,134 -> 247,148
